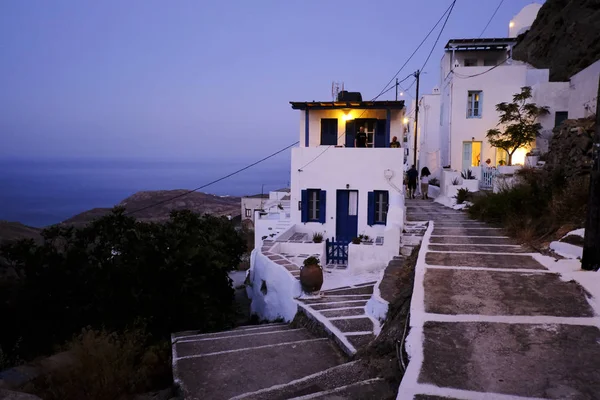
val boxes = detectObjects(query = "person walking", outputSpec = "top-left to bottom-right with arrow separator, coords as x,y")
407,165 -> 418,199
420,167 -> 431,200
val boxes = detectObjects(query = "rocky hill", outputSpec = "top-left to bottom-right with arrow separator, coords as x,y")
63,190 -> 241,226
513,0 -> 600,81
0,221 -> 41,243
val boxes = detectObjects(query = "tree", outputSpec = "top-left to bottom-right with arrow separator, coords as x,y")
486,86 -> 549,166
0,208 -> 246,362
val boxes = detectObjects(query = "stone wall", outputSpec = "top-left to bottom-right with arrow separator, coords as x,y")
544,116 -> 596,178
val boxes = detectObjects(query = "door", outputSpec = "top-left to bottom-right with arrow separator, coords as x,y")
462,142 -> 472,172
375,119 -> 387,148
336,190 -> 358,241
345,121 -> 356,147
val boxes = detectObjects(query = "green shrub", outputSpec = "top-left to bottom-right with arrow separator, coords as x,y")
454,188 -> 471,204
31,327 -> 171,400
0,208 -> 246,364
429,178 -> 440,187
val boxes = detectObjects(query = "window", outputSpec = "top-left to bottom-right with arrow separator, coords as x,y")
301,189 -> 326,223
367,191 -> 389,225
464,58 -> 478,67
374,191 -> 389,224
467,91 -> 483,118
555,111 -> 568,127
245,208 -> 252,218
320,119 -> 338,145
483,58 -> 497,67
308,189 -> 320,221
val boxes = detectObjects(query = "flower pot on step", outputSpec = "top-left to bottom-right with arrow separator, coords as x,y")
300,262 -> 323,293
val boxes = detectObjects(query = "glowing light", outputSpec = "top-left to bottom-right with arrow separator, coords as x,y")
403,117 -> 409,124
509,21 -> 515,28
400,92 -> 404,96
342,112 -> 352,121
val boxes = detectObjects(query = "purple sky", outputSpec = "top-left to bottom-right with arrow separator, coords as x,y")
0,0 -> 543,161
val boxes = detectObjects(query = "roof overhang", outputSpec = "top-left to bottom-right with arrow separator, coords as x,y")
290,100 -> 405,110
445,37 -> 516,51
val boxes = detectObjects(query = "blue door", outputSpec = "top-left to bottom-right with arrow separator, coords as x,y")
336,190 -> 358,241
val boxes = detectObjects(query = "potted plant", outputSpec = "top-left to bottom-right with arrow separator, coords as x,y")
446,176 -> 462,199
312,232 -> 324,243
461,169 -> 479,192
351,237 -> 361,245
300,256 -> 323,293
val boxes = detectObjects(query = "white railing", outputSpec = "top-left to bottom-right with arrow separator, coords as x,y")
480,167 -> 499,189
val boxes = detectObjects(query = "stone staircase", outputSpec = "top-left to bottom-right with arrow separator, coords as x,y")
172,322 -> 394,400
296,282 -> 378,355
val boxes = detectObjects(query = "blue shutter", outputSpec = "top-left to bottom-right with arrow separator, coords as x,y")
367,191 -> 375,226
301,190 -> 308,223
478,92 -> 483,118
383,191 -> 389,224
319,190 -> 326,223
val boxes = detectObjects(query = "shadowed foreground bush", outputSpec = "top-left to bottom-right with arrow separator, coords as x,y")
29,327 -> 171,400
468,168 -> 588,243
0,208 -> 246,371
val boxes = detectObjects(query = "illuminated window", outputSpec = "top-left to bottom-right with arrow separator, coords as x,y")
467,91 -> 483,118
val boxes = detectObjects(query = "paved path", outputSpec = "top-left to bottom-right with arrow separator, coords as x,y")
399,199 -> 600,400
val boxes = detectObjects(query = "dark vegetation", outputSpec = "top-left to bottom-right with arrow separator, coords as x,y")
468,167 -> 589,244
0,208 -> 246,399
357,246 -> 419,398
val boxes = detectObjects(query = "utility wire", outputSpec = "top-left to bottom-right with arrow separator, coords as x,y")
375,0 -> 457,100
297,0 -> 456,172
479,0 -> 505,38
126,141 -> 299,216
453,57 -> 508,78
419,0 -> 456,73
297,73 -> 414,172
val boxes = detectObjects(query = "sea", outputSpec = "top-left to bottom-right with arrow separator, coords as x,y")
0,158 -> 291,227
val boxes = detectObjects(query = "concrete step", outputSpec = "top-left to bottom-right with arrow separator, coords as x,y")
291,377 -> 394,399
172,324 -> 346,400
231,361 -> 372,400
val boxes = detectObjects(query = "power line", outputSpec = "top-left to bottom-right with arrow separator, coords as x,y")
419,0 -> 456,73
453,57 -> 508,78
297,73 -> 414,172
374,0 -> 458,100
479,0 -> 505,38
126,141 -> 299,216
297,1 -> 456,172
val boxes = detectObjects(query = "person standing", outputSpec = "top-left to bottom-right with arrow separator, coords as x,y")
420,167 -> 431,200
390,136 -> 400,148
355,126 -> 367,148
406,165 -> 418,199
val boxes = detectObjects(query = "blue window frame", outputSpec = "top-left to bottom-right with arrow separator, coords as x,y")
467,91 -> 483,118
320,119 -> 338,145
367,190 -> 389,225
301,189 -> 326,223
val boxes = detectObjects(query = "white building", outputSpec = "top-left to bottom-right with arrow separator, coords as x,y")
288,97 -> 406,244
241,188 -> 290,228
411,3 -> 599,177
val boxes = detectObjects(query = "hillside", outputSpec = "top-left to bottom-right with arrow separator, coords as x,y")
0,221 -> 41,243
513,0 -> 600,81
63,190 -> 241,226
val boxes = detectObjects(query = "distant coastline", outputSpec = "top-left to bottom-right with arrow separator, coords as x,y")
0,158 -> 290,227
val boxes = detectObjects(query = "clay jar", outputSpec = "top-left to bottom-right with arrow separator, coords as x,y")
300,257 -> 323,293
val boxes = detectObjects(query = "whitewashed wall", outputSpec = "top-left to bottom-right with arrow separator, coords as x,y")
417,94 -> 442,177
447,64 -> 529,169
509,3 -> 542,37
246,249 -> 301,322
531,80 -> 570,152
568,59 -> 600,119
290,147 -> 404,241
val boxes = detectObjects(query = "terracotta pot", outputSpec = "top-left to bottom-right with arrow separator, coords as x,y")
300,263 -> 323,293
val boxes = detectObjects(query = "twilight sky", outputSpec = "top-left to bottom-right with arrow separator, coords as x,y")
0,0 -> 543,161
